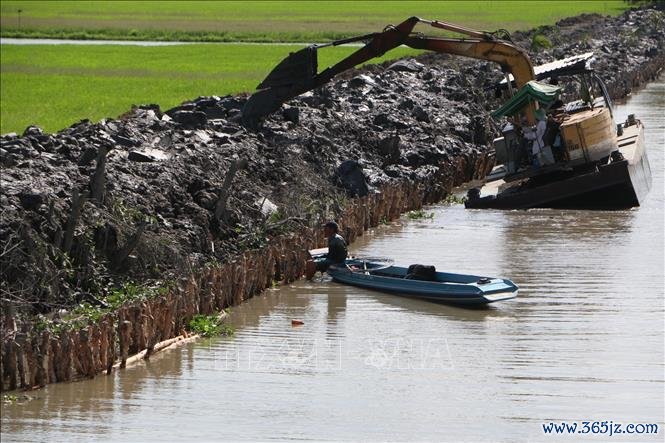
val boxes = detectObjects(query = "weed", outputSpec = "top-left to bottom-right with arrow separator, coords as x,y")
2,394 -> 18,404
111,199 -> 155,225
647,10 -> 664,30
267,209 -> 285,224
234,223 -> 267,249
188,314 -> 234,337
406,209 -> 434,220
443,194 -> 466,205
531,34 -> 552,51
620,28 -> 639,46
220,323 -> 236,336
105,281 -> 167,309
265,209 -> 293,235
204,257 -> 222,268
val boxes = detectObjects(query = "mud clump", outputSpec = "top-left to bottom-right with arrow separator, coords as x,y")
1,7 -> 663,347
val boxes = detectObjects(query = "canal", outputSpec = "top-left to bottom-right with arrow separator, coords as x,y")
2,77 -> 663,441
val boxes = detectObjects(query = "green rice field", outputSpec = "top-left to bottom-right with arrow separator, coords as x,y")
1,0 -> 628,42
0,43 -> 419,134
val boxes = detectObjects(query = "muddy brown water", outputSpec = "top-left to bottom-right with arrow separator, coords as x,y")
2,78 -> 663,441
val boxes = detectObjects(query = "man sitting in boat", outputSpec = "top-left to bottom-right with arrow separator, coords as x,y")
305,221 -> 348,280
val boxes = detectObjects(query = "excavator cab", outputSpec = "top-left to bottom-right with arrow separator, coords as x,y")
488,62 -> 619,183
490,80 -> 561,175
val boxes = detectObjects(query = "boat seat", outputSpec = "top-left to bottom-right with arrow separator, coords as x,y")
404,264 -> 437,281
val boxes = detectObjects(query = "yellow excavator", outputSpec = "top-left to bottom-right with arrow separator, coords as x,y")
243,17 -> 651,209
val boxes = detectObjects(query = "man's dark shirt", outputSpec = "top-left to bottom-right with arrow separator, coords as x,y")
326,234 -> 348,263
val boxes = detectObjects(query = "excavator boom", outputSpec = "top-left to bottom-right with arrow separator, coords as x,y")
242,17 -> 535,127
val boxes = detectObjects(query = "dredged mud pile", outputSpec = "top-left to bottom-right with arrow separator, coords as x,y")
1,7 -> 663,335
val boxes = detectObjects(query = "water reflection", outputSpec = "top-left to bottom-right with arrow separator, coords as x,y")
361,288 -> 510,319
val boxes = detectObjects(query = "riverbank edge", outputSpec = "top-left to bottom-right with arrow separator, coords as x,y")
2,22 -> 665,395
0,150 -> 492,393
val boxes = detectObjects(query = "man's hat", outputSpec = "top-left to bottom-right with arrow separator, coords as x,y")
323,221 -> 339,232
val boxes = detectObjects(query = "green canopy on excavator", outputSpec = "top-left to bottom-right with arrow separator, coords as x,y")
491,80 -> 562,119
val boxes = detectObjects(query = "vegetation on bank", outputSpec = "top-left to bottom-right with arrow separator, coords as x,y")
0,1 -> 628,43
443,194 -> 467,205
189,314 -> 234,337
32,281 -> 234,338
34,281 -> 171,334
0,43 -> 419,134
406,209 -> 435,220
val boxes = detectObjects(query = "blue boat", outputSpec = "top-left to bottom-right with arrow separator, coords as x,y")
326,259 -> 518,306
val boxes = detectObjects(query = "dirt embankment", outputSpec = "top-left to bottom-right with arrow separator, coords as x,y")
1,7 -> 663,391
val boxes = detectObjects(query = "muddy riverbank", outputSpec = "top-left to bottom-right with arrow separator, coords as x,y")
1,6 -> 663,391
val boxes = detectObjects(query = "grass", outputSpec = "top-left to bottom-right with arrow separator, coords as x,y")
443,193 -> 467,204
188,314 -> 234,337
0,43 -> 419,134
1,1 -> 628,42
406,209 -> 435,220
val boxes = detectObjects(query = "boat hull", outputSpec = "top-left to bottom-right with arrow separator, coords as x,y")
466,122 -> 651,210
327,264 -> 518,306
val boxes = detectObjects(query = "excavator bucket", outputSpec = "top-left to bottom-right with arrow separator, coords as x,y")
258,46 -> 318,89
242,47 -> 319,128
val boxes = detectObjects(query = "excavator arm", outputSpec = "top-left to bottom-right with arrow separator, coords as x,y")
242,16 -> 536,127
403,17 -> 535,90
402,37 -> 534,91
